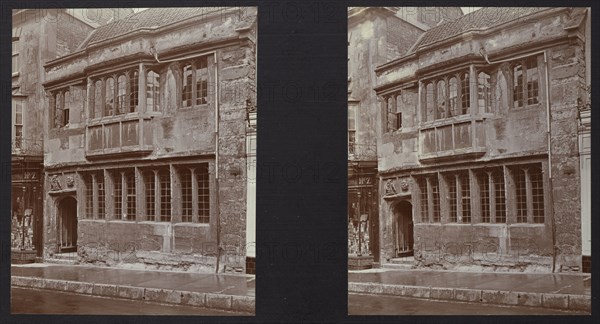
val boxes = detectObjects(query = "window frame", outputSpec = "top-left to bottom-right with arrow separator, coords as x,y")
416,175 -> 441,223
12,37 -> 19,76
146,69 -> 161,112
159,168 -> 171,222
51,88 -> 72,129
348,102 -> 357,154
13,99 -> 23,148
90,66 -> 142,119
421,69 -> 473,124
180,56 -> 211,109
196,164 -> 211,224
512,164 -> 545,224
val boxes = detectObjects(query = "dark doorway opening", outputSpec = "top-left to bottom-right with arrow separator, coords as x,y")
58,196 -> 77,253
394,200 -> 413,257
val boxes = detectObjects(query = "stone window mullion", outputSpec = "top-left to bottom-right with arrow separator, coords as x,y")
418,81 -> 423,124
456,174 -> 462,223
444,76 -> 450,118
426,177 -> 433,223
138,63 -> 146,113
112,74 -> 118,116
170,164 -> 178,223
524,168 -> 533,224
121,171 -> 126,220
469,169 -> 479,223
389,95 -> 396,132
439,173 -> 449,224
191,168 -> 198,223
125,71 -> 131,113
432,80 -> 438,120
92,173 -> 98,219
521,59 -> 528,104
99,78 -> 106,117
191,63 -> 197,106
488,171 -> 495,223
384,96 -> 389,132
86,77 -> 93,120
469,65 -> 477,115
154,170 -> 160,221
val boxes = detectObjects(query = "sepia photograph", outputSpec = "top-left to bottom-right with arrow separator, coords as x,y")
10,7 -> 256,315
347,7 -> 591,315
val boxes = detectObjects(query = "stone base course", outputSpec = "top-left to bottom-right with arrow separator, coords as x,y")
348,282 -> 590,312
12,276 -> 254,314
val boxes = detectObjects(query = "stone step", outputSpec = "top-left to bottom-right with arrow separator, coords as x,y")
389,256 -> 414,265
45,253 -> 79,265
53,252 -> 78,259
382,263 -> 414,270
45,258 -> 78,265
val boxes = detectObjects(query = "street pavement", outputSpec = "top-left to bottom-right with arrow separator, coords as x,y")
11,263 -> 255,314
349,293 -> 590,315
12,287 -> 246,315
348,268 -> 591,312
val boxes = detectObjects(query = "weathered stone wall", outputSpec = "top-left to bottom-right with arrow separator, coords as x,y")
56,14 -> 95,58
411,224 -> 553,272
548,40 -> 586,272
76,220 -> 217,272
386,17 -> 423,62
217,33 -> 256,272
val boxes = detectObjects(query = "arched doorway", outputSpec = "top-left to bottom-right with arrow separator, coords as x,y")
393,200 -> 413,257
57,196 -> 77,253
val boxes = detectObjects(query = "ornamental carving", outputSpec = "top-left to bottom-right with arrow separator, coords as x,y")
400,178 -> 410,192
49,175 -> 62,191
66,175 -> 74,188
384,179 -> 397,196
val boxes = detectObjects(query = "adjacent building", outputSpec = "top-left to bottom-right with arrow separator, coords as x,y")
41,7 -> 257,273
373,7 -> 591,272
11,9 -> 104,262
347,7 -> 463,269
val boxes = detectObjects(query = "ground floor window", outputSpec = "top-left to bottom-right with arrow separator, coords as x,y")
414,162 -> 545,224
80,162 -> 211,223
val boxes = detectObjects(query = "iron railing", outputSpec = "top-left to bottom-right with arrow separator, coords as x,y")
348,143 -> 377,160
12,137 -> 43,155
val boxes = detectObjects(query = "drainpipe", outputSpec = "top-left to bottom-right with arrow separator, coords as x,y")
480,48 -> 556,271
543,52 -> 557,273
213,53 -> 222,273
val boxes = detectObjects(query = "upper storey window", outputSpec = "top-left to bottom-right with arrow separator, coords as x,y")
513,57 -> 539,107
146,70 -> 160,112
381,89 -> 416,134
12,38 -> 19,75
51,88 -> 71,128
181,55 -> 211,108
418,55 -> 543,123
422,71 -> 471,123
90,67 -> 147,119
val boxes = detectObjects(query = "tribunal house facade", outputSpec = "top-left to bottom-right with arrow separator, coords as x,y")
374,7 -> 591,272
41,7 -> 257,273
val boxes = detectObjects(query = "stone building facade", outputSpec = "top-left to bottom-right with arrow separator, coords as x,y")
41,7 -> 257,273
347,7 -> 463,268
373,7 -> 590,272
11,9 -> 97,262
